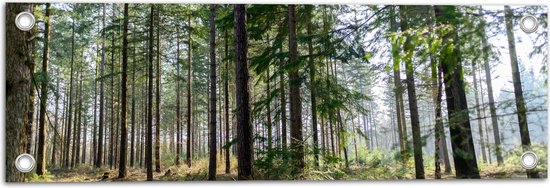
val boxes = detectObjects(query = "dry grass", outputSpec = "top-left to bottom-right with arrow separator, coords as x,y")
27,156 -> 546,182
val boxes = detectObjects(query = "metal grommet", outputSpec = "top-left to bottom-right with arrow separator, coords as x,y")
520,14 -> 538,33
15,153 -> 35,173
520,151 -> 538,169
15,12 -> 35,31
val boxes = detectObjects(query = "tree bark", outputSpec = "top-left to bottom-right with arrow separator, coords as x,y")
175,24 -> 182,167
434,5 -> 480,179
95,4 -> 106,168
399,5 -> 424,179
130,22 -> 137,168
307,7 -> 319,167
224,28 -> 231,174
65,21 -> 76,168
186,12 -> 194,168
477,7 -> 504,166
154,6 -> 162,173
6,3 -> 34,182
472,60 -> 488,164
36,3 -> 51,176
146,4 -> 155,181
288,4 -> 305,172
504,5 -> 539,178
389,6 -> 407,157
234,4 -> 253,180
118,3 -> 129,178
208,4 -> 218,181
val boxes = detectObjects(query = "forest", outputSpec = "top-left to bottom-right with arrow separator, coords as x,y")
5,3 -> 548,181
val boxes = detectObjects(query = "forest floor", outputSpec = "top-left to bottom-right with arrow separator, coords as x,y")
27,158 -> 547,182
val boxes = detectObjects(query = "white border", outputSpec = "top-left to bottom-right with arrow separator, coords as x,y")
1,0 -> 549,188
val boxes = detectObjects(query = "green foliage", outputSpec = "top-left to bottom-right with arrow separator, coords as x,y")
254,147 -> 299,180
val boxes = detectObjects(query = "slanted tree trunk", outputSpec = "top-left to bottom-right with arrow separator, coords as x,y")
6,3 -> 34,182
434,5 -> 480,179
208,4 -> 218,181
478,7 -> 503,166
234,4 -> 253,180
504,5 -> 539,178
36,3 -> 51,176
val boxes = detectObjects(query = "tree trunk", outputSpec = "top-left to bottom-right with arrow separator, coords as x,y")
208,4 -> 218,181
109,31 -> 115,170
36,3 -> 51,176
52,69 -> 60,167
504,5 -> 539,178
234,4 -> 253,180
130,22 -> 137,168
6,3 -> 33,182
478,7 -> 504,166
186,12 -> 194,168
224,28 -> 231,174
472,60 -> 488,163
399,5 -> 424,179
95,3 -> 106,168
118,3 -> 129,178
146,4 -> 155,181
306,7 -> 319,167
154,6 -> 162,173
389,5 -> 406,158
434,5 -> 480,179
175,24 -> 182,167
65,21 -> 76,169
288,4 -> 305,172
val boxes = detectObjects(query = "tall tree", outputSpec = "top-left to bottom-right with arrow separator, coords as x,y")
155,5 -> 162,173
6,3 -> 34,182
186,11 -> 194,168
234,4 -> 253,180
389,6 -> 407,156
175,24 -> 182,166
288,4 -> 305,171
130,23 -> 137,167
36,3 -> 51,176
95,3 -> 106,168
208,4 -> 218,181
64,21 -> 76,168
52,68 -> 60,167
399,5 -> 424,179
224,28 -> 231,174
146,4 -> 155,181
478,7 -> 503,165
504,5 -> 539,179
118,3 -> 129,179
472,60 -> 488,164
306,5 -> 319,167
434,5 -> 480,179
